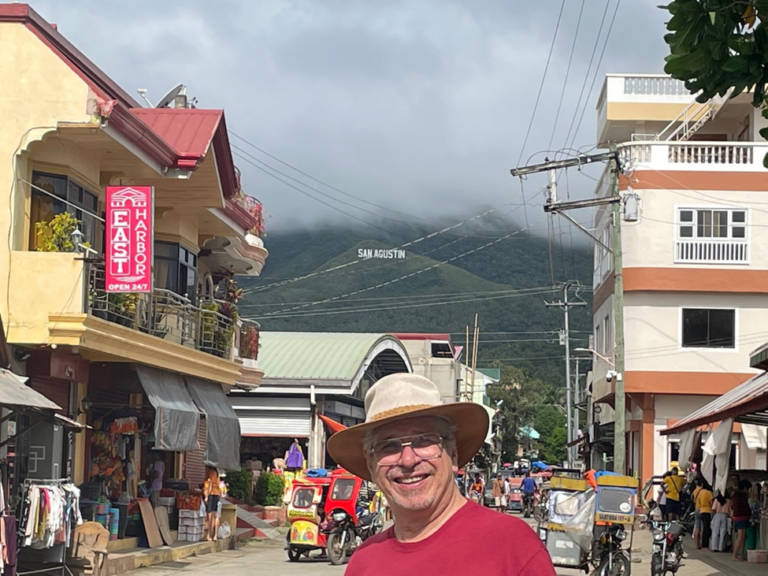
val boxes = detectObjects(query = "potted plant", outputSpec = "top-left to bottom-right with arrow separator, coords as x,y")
214,301 -> 238,357
108,293 -> 138,327
35,212 -> 84,252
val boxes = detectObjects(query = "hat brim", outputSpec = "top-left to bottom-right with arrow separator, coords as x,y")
326,402 -> 491,481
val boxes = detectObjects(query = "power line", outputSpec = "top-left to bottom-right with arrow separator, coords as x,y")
562,0 -> 612,149
240,203 -> 522,296
230,131 -> 450,228
255,226 -> 531,318
233,151 -> 395,236
568,0 -> 623,151
547,0 -> 586,151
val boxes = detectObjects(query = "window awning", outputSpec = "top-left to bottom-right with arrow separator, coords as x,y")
136,365 -> 199,451
0,368 -> 60,411
186,377 -> 241,472
662,371 -> 768,436
742,423 -> 767,450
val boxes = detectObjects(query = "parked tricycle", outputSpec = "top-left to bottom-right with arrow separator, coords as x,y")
286,469 -> 382,565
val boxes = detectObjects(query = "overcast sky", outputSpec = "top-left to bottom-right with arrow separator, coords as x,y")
33,0 -> 669,234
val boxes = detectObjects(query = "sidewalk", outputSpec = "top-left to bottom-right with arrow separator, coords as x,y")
685,547 -> 767,576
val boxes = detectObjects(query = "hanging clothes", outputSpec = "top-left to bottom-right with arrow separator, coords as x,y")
19,483 -> 81,551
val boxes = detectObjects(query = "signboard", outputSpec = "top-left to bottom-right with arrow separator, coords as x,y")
105,186 -> 154,293
357,248 -> 406,260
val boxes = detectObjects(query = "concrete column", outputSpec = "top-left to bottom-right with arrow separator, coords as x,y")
73,381 -> 87,484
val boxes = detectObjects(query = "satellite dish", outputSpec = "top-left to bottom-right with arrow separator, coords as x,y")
155,84 -> 185,109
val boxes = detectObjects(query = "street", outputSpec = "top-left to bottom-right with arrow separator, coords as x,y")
124,517 -> 740,576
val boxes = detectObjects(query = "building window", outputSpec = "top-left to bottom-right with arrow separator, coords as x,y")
29,171 -> 101,251
681,308 -> 735,349
603,315 -> 612,355
155,241 -> 198,303
676,207 -> 748,263
595,324 -> 603,357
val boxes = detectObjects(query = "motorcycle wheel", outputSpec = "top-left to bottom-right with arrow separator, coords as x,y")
287,547 -> 302,562
598,552 -> 630,576
650,553 -> 663,576
327,531 -> 350,566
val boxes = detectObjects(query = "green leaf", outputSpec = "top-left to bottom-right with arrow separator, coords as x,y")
758,126 -> 768,141
723,57 -> 748,72
762,151 -> 768,169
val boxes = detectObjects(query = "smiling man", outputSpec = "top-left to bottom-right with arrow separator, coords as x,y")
328,373 -> 555,575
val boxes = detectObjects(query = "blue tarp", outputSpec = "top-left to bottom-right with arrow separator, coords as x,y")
520,425 -> 540,440
532,461 -> 550,470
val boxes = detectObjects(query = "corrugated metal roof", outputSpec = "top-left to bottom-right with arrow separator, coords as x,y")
259,332 -> 408,381
662,371 -> 768,435
130,108 -> 222,159
0,369 -> 60,411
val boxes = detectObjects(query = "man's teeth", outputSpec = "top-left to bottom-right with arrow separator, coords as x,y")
398,476 -> 427,484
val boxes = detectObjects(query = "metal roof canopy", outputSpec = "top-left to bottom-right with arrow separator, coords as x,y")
257,332 -> 412,393
662,371 -> 768,436
0,369 -> 60,411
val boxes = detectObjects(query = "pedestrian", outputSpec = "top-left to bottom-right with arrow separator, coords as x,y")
746,483 -> 761,551
657,474 -> 668,522
663,467 -> 686,521
710,490 -> 731,552
692,478 -> 703,549
492,474 -> 505,512
148,451 -> 165,508
731,480 -> 752,561
695,480 -> 713,551
203,466 -> 221,541
503,476 -> 511,511
471,473 -> 484,504
521,472 -> 537,515
327,373 -> 556,575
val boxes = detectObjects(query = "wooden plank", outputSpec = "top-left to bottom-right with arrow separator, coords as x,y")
138,499 -> 163,548
154,506 -> 175,546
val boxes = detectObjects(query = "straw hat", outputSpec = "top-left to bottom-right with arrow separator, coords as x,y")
327,373 -> 490,481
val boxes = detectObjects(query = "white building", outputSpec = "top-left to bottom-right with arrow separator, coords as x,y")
589,74 -> 768,485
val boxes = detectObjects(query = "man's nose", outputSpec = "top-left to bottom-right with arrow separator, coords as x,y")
397,444 -> 420,467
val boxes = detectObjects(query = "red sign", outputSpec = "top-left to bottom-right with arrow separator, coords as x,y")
105,186 -> 154,293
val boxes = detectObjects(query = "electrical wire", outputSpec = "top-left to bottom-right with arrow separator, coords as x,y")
562,0 -> 612,149
240,203 -> 522,296
568,0 -> 623,151
253,226 -> 531,318
547,0 -> 586,152
229,131 -> 452,228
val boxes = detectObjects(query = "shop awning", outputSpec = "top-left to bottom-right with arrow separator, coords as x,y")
319,414 -> 346,435
662,371 -> 768,436
228,394 -> 312,437
136,365 -> 199,451
186,377 -> 241,472
0,368 -> 60,411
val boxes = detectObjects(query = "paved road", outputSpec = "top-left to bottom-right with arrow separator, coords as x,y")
127,518 -> 730,576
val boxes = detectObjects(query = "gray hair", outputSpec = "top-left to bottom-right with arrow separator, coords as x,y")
362,416 -> 458,456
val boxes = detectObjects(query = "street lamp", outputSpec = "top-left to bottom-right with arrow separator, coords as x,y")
574,347 -> 615,367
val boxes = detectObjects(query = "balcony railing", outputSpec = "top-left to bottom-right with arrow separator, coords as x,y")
86,261 -> 235,358
617,141 -> 768,172
675,239 -> 749,264
623,76 -> 688,96
238,319 -> 260,361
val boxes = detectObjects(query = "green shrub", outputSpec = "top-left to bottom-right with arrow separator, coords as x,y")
255,472 -> 285,506
224,469 -> 254,503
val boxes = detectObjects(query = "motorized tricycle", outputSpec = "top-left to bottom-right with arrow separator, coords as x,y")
537,469 -> 637,576
286,469 -> 382,565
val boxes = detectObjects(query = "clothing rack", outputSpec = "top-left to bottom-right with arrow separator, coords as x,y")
16,479 -> 76,576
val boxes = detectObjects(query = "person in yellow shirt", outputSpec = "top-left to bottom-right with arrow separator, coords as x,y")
663,467 -> 686,521
695,481 -> 714,551
692,481 -> 703,549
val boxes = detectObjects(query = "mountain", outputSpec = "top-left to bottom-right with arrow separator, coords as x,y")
238,217 -> 594,389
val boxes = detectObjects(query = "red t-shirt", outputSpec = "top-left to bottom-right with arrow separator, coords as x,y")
345,501 -> 556,575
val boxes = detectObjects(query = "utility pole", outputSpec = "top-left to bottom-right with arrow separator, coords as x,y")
610,146 -> 626,475
511,149 -> 626,472
545,281 -> 586,467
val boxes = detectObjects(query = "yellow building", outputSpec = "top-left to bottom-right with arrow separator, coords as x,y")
0,5 -> 267,489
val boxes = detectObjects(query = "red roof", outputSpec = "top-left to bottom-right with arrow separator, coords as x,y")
393,333 -> 452,342
131,109 -> 222,167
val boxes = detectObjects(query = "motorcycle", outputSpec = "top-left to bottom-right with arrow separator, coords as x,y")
522,493 -> 535,518
593,524 -> 631,576
325,502 -> 383,565
648,519 -> 685,576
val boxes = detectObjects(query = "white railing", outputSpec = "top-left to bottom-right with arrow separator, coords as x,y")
675,239 -> 749,264
623,76 -> 688,96
618,141 -> 767,172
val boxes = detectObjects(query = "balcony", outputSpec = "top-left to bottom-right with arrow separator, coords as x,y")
236,319 -> 263,389
675,238 -> 748,264
6,251 -> 243,384
619,141 -> 766,171
87,261 -> 236,359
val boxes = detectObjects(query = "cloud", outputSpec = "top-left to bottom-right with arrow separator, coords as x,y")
32,0 -> 670,233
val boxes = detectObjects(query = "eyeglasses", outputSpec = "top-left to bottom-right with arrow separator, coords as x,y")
370,433 -> 445,466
